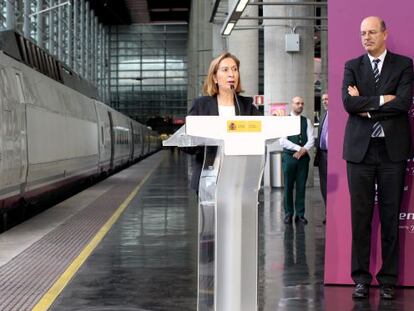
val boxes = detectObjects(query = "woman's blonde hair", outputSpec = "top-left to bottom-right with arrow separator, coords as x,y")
202,52 -> 243,96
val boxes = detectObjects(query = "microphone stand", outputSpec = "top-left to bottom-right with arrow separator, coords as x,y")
230,85 -> 241,116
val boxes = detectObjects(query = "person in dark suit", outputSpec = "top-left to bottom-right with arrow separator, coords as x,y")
187,52 -> 260,191
314,93 -> 328,224
342,16 -> 413,300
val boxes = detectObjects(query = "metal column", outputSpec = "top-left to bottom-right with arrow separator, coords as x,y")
48,0 -> 54,55
94,16 -> 98,85
98,23 -> 103,98
6,0 -> 16,29
73,0 -> 79,72
105,27 -> 110,103
57,0 -> 63,61
67,0 -> 73,68
37,0 -> 44,47
85,1 -> 90,79
80,0 -> 85,77
90,9 -> 95,82
23,0 -> 30,37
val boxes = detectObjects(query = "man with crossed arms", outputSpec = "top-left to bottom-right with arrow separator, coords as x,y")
342,16 -> 413,300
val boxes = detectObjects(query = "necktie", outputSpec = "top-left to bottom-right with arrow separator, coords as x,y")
371,59 -> 383,137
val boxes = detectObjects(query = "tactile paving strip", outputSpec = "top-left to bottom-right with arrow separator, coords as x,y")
0,152 -> 165,311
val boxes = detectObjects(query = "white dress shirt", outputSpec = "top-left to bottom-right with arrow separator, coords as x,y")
218,105 -> 235,116
279,112 -> 315,152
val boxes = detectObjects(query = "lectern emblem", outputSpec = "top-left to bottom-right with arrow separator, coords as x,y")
227,120 -> 262,132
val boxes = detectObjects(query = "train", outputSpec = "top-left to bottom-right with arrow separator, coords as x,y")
0,30 -> 161,213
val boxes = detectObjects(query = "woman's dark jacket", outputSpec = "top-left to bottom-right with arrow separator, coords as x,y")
186,95 -> 261,190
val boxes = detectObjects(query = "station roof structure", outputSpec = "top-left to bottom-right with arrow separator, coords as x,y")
87,0 -> 192,25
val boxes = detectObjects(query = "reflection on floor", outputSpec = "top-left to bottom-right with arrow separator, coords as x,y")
51,150 -> 414,311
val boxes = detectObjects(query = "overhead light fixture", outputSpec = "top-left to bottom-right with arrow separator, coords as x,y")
223,22 -> 236,36
220,0 -> 250,36
235,0 -> 249,12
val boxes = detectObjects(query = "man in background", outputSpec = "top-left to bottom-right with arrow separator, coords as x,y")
314,93 -> 328,224
280,96 -> 315,225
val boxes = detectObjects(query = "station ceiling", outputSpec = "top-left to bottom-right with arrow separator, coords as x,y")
88,0 -> 192,25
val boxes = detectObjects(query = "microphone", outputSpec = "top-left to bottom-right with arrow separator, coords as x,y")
230,85 -> 241,116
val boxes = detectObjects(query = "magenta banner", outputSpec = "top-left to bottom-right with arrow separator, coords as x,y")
325,2 -> 414,285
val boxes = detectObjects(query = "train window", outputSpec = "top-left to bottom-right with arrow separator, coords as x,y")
46,55 -> 54,79
15,74 -> 25,104
30,43 -> 39,70
54,60 -> 62,82
101,126 -> 104,144
46,56 -> 52,77
53,60 -> 59,81
25,40 -> 34,68
48,56 -> 57,80
18,36 -> 28,64
35,47 -> 43,73
41,51 -> 50,77
36,47 -> 46,75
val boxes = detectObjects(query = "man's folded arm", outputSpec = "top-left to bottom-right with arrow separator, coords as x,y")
342,65 -> 381,114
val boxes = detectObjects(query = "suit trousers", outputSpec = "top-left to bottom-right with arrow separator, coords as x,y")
282,152 -> 310,217
318,150 -> 328,207
347,138 -> 406,285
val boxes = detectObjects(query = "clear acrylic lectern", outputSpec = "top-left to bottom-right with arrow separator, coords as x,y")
163,115 -> 299,311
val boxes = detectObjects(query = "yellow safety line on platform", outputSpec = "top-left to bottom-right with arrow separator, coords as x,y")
32,156 -> 164,311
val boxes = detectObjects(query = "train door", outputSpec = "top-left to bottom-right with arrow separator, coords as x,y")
130,122 -> 134,161
0,69 -> 2,190
14,72 -> 28,187
108,111 -> 114,170
93,101 -> 101,161
0,68 -> 28,193
93,101 -> 106,172
140,125 -> 146,157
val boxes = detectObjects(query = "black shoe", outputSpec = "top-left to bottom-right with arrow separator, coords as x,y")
352,283 -> 369,299
284,215 -> 293,224
295,216 -> 308,225
380,285 -> 395,300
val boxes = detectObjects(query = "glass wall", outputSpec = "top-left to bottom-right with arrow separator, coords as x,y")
109,24 -> 188,124
0,0 -> 110,103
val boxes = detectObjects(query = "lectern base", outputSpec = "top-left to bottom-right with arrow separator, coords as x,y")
197,146 -> 264,311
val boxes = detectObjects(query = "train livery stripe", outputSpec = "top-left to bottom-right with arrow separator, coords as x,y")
32,162 -> 160,311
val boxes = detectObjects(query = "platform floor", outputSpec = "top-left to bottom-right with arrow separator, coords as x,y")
0,150 -> 413,311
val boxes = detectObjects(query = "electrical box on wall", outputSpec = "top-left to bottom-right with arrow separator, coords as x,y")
285,33 -> 300,52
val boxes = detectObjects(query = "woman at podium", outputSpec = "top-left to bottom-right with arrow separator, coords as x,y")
187,52 -> 261,191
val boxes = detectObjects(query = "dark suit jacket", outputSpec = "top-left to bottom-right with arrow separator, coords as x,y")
188,95 -> 261,116
187,95 -> 261,190
314,111 -> 327,167
342,51 -> 413,162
